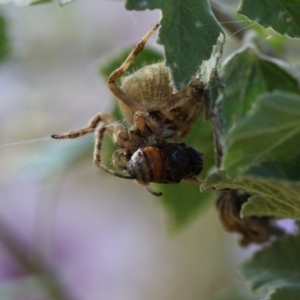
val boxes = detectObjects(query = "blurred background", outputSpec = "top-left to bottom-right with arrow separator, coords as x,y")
0,1 -> 260,299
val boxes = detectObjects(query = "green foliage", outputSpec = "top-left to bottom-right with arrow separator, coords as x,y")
202,170 -> 300,220
223,91 -> 300,179
242,195 -> 300,220
126,0 -> 224,90
240,233 -> 300,299
238,0 -> 300,38
222,46 -> 300,134
0,13 -> 10,62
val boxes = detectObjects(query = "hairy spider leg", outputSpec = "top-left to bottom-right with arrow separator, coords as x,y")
107,23 -> 159,114
52,113 -> 134,178
95,126 -> 164,196
94,126 -> 134,179
52,113 -> 123,141
134,180 -> 162,197
144,184 -> 163,197
132,111 -> 164,143
112,149 -> 129,170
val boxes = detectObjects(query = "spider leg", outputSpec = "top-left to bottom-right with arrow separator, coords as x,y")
144,184 -> 163,197
132,111 -> 164,143
94,126 -> 134,179
112,149 -> 129,170
184,177 -> 202,185
107,23 -> 159,113
51,113 -> 118,140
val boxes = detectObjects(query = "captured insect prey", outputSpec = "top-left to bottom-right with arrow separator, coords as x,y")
216,189 -> 285,247
127,143 -> 203,196
52,23 -> 206,195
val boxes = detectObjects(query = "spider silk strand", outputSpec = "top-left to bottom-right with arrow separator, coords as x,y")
0,137 -> 51,149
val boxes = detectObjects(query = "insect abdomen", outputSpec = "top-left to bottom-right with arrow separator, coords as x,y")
127,146 -> 166,183
163,143 -> 203,183
127,143 -> 203,185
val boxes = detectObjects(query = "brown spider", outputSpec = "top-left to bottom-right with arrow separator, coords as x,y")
52,24 -> 206,196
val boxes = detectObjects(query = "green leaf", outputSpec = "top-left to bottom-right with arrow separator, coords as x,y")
0,13 -> 10,62
240,234 -> 300,300
242,195 -> 300,220
238,0 -> 300,38
201,169 -> 300,220
126,0 -> 224,90
223,91 -> 300,179
31,0 -> 52,4
222,46 -> 300,133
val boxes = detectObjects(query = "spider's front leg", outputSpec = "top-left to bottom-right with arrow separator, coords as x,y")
107,23 -> 159,114
130,111 -> 164,145
51,113 -> 120,140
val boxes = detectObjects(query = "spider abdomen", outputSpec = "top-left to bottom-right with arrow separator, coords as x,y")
127,143 -> 203,185
120,62 -> 172,123
120,62 -> 206,140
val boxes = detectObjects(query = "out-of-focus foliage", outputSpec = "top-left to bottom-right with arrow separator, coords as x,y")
238,0 -> 300,38
0,13 -> 9,62
240,233 -> 300,300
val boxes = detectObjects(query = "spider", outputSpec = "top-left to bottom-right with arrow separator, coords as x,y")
52,23 -> 206,196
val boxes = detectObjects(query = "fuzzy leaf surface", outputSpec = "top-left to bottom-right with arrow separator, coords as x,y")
222,46 -> 300,133
241,195 -> 300,220
240,234 -> 300,299
201,169 -> 300,220
223,91 -> 300,179
238,0 -> 300,38
126,0 -> 224,90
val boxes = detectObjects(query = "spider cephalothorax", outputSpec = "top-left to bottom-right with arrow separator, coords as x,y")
52,24 -> 205,195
